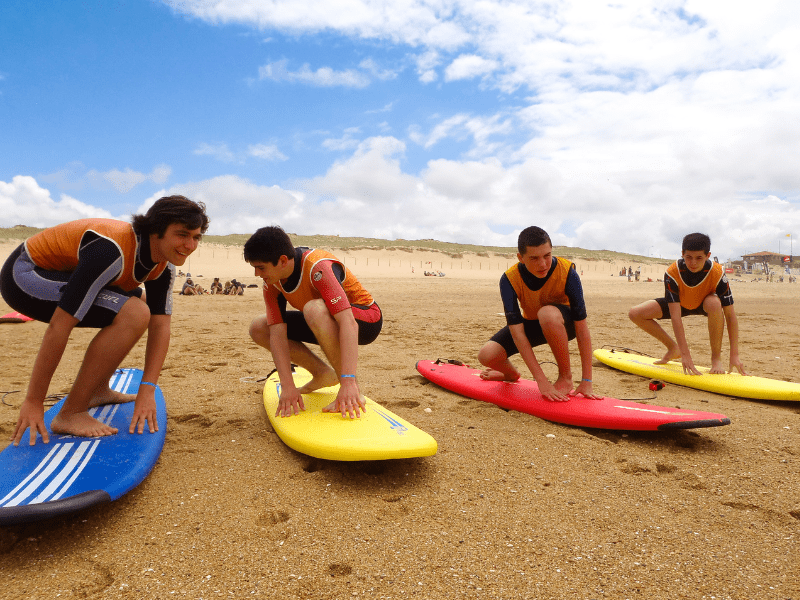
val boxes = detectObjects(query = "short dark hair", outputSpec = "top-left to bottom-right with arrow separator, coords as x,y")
518,226 -> 552,255
682,232 -> 711,253
131,195 -> 209,237
243,226 -> 295,265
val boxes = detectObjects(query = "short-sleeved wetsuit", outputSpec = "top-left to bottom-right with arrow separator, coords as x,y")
654,259 -> 732,319
0,218 -> 175,328
261,247 -> 382,345
490,256 -> 587,356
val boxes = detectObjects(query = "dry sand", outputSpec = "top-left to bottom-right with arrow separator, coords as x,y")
0,240 -> 798,599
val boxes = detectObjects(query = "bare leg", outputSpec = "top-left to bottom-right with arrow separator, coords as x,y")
629,300 -> 680,363
705,294 -> 725,373
249,314 -> 338,393
299,301 -> 354,404
51,298 -> 150,438
478,341 -> 521,382
539,306 -> 573,393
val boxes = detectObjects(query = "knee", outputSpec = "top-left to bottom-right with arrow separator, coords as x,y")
302,299 -> 332,329
703,294 -> 722,313
478,341 -> 505,367
538,305 -> 564,329
249,316 -> 271,348
119,297 -> 150,332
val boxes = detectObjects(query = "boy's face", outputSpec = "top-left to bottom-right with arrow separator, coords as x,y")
150,223 -> 203,266
250,256 -> 291,284
518,242 -> 553,278
682,249 -> 711,273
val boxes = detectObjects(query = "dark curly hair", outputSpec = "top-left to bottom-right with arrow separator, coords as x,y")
131,195 -> 209,237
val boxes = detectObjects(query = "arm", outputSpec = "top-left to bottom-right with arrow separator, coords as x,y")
723,305 -> 746,374
129,314 -> 170,434
669,302 -> 701,375
510,323 -> 568,401
271,322 -> 305,417
12,308 -> 79,446
332,307 -> 365,418
572,318 -> 600,398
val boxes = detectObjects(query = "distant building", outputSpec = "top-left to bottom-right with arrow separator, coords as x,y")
741,251 -> 788,265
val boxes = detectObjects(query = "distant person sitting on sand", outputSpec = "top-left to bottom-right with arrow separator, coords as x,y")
244,225 -> 382,419
180,278 -> 201,295
477,226 -> 599,401
0,195 -> 209,446
231,279 -> 244,295
628,232 -> 745,375
210,277 -> 223,294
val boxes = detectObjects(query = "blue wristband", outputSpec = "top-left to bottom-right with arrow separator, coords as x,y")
340,374 -> 356,379
582,378 -> 592,383
140,381 -> 157,388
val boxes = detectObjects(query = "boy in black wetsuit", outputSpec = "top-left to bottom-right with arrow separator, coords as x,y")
628,232 -> 745,375
478,226 -> 598,401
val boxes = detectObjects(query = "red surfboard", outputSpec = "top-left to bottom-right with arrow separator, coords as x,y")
0,311 -> 33,323
416,359 -> 730,431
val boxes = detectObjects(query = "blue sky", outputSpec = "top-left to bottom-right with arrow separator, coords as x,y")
2,0 -> 799,260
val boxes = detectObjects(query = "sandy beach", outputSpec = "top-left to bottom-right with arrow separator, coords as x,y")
0,240 -> 798,599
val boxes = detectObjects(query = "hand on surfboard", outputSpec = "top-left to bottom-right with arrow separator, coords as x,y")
276,386 -> 306,417
129,389 -> 159,435
322,379 -> 366,418
12,399 -> 50,446
571,380 -> 602,400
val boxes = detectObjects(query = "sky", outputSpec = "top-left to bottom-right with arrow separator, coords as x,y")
1,0 -> 799,261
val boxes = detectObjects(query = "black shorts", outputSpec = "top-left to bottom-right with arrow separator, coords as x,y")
0,244 -> 142,329
490,304 -> 575,357
284,303 -> 383,346
655,297 -> 707,319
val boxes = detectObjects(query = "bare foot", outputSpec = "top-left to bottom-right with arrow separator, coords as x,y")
297,369 -> 339,393
479,368 -> 520,382
654,347 -> 681,365
88,386 -> 136,408
51,411 -> 119,438
554,376 -> 573,394
709,359 -> 726,374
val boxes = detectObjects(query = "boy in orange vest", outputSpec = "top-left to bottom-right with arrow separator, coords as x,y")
628,232 -> 745,375
244,226 -> 382,419
1,196 -> 209,446
478,226 -> 598,401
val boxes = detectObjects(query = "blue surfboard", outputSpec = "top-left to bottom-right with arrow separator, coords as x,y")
0,368 -> 166,526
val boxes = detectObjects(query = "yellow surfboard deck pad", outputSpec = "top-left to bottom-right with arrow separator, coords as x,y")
594,349 -> 800,401
263,367 -> 438,460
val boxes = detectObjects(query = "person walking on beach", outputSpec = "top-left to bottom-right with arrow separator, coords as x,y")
0,195 -> 209,446
477,226 -> 599,401
628,232 -> 745,375
244,226 -> 382,419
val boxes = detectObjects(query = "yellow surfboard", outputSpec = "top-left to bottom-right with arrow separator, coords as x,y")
594,348 -> 800,401
263,367 -> 438,460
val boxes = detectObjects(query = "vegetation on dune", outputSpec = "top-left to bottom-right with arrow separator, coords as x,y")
0,226 -> 668,264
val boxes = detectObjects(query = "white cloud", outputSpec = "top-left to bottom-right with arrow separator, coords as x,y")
248,144 -> 288,161
444,54 -> 498,81
41,164 -> 172,194
194,142 -> 237,162
0,176 -> 116,228
322,127 -> 362,151
258,59 -> 371,88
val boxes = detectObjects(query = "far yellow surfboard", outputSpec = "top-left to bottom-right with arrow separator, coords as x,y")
263,367 -> 438,460
594,348 -> 800,401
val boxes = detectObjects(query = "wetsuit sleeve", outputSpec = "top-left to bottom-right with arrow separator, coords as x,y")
664,272 -> 680,304
262,283 -> 284,325
499,273 -> 524,326
310,260 -> 352,316
59,235 -> 124,321
564,266 -> 588,321
144,264 -> 175,316
716,274 -> 734,307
